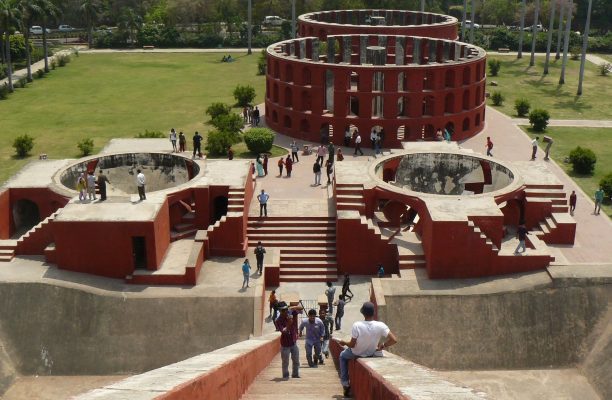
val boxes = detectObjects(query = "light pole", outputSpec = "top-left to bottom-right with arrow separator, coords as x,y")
577,0 -> 593,95
247,0 -> 252,54
559,0 -> 573,84
543,0 -> 556,74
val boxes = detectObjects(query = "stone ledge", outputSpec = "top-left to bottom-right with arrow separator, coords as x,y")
548,264 -> 612,287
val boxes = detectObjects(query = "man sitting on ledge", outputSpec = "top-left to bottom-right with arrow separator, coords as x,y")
336,301 -> 397,398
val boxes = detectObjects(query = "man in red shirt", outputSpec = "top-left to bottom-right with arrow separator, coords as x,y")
274,302 -> 303,379
486,136 -> 493,157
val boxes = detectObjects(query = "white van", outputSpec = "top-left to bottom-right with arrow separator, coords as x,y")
263,16 -> 284,26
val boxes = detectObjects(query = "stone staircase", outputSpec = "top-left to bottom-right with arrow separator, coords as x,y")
247,216 -> 338,282
0,240 -> 17,262
524,185 -> 568,213
336,183 -> 365,214
16,211 -> 59,255
171,200 -> 197,241
532,212 -> 576,245
391,230 -> 426,274
467,220 -> 500,254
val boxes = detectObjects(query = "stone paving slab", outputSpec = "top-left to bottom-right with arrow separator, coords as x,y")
2,159 -> 73,189
511,118 -> 612,128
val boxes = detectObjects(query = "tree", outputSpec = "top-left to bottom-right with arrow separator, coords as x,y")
37,0 -> 58,73
517,0 -> 526,58
233,84 -> 256,107
118,7 -> 142,47
576,0 -> 593,95
543,0 -> 556,74
18,0 -> 42,82
0,0 -> 21,92
559,0 -> 574,84
529,0 -> 541,67
80,0 -> 102,48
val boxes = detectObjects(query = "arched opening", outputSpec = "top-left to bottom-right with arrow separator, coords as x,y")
423,124 -> 435,139
284,87 -> 293,108
12,199 -> 40,237
303,67 -> 312,85
300,119 -> 310,133
324,69 -> 334,112
445,69 -> 455,88
266,81 -> 270,99
372,71 -> 384,92
444,93 -> 455,113
272,110 -> 279,123
320,123 -> 331,144
301,90 -> 311,111
349,71 -> 359,91
284,115 -> 292,128
396,125 -> 407,140
348,96 -> 359,116
423,70 -> 434,90
372,96 -> 384,118
213,196 -> 228,222
273,83 -> 279,103
462,67 -> 470,85
398,72 -> 407,91
476,63 -> 482,81
422,95 -> 435,116
462,89 -> 470,110
397,97 -> 409,117
462,117 -> 470,132
285,64 -> 294,82
475,113 -> 481,127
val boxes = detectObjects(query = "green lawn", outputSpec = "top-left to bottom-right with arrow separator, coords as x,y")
0,52 -> 266,184
522,126 -> 612,217
486,55 -> 612,120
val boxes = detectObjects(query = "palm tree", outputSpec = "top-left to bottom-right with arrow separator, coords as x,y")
37,0 -> 59,73
517,0 -> 526,58
555,0 -> 565,60
559,0 -> 573,84
0,0 -> 21,92
461,0 -> 467,41
18,0 -> 43,82
247,0 -> 251,54
118,7 -> 141,47
576,0 -> 593,95
80,0 -> 101,49
543,0 -> 556,74
469,0 -> 476,44
529,0 -> 541,67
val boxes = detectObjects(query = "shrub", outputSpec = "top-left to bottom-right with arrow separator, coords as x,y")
17,77 -> 27,89
600,173 -> 612,198
528,108 -> 551,132
244,128 -> 275,154
491,91 -> 504,106
205,129 -> 241,156
206,102 -> 232,121
570,46 -> 581,60
57,54 -> 71,67
488,59 -> 501,76
0,84 -> 9,100
135,129 -> 165,138
35,69 -> 44,79
51,60 -> 57,70
212,113 -> 244,134
257,49 -> 267,75
568,146 -> 597,175
13,134 -> 35,157
233,84 -> 256,107
598,62 -> 611,76
514,98 -> 531,117
77,138 -> 94,156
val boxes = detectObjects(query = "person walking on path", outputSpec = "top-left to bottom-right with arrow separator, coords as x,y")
377,264 -> 385,278
97,170 -> 110,201
169,128 -> 177,152
241,259 -> 251,288
341,273 -> 354,302
285,155 -> 293,177
344,127 -> 352,147
257,189 -> 269,217
319,308 -> 334,360
178,131 -> 186,152
255,155 -> 265,177
274,302 -> 302,379
543,136 -> 553,161
269,290 -> 278,320
192,131 -> 203,158
313,161 -> 322,186
370,129 -> 377,150
354,131 -> 364,156
136,169 -> 146,200
254,241 -> 266,274
569,190 -> 577,215
334,294 -> 345,330
327,142 -> 335,163
486,136 -> 494,157
228,146 -> 234,160
514,224 -> 528,254
76,173 -> 87,201
325,281 -> 336,315
336,302 -> 398,398
277,157 -> 284,177
253,106 -> 260,126
263,154 -> 269,175
290,141 -> 299,163
325,159 -> 334,185
299,309 -> 325,368
316,144 -> 327,166
86,171 -> 97,201
530,137 -> 539,160
594,187 -> 605,215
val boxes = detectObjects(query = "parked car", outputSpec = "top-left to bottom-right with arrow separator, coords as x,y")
524,24 -> 543,32
464,20 -> 481,29
30,26 -> 51,35
58,25 -> 76,32
262,16 -> 284,26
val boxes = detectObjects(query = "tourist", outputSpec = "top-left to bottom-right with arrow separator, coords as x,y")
178,131 -> 186,152
379,128 -> 385,145
285,155 -> 293,177
254,241 -> 266,274
253,106 -> 260,126
374,133 -> 381,155
543,136 -> 553,161
531,136 -> 539,160
594,187 -> 604,215
436,129 -> 444,141
341,273 -> 354,302
256,155 -> 265,177
228,146 -> 234,160
298,309 -> 325,367
327,142 -> 335,163
169,128 -> 177,152
76,172 -> 86,201
290,140 -> 299,163
136,169 -> 146,201
248,106 -> 253,124
325,159 -> 334,185
193,131 -> 203,158
443,128 -> 452,142
319,308 -> 334,361
336,302 -> 397,398
313,160 -> 321,186
370,129 -> 377,149
243,106 -> 249,123
269,290 -> 278,320
337,148 -> 344,161
514,224 -> 528,254
86,170 -> 97,201
377,264 -> 385,278
354,130 -> 363,156
274,302 -> 302,379
325,281 -> 336,315
263,154 -> 269,175
257,189 -> 269,217
277,157 -> 284,176
316,144 -> 326,166
334,294 -> 345,330
97,170 -> 110,201
486,136 -> 493,157
241,259 -> 251,288
344,127 -> 352,147
569,190 -> 577,215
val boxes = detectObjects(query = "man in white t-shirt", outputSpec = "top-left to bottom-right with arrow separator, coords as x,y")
336,302 -> 397,397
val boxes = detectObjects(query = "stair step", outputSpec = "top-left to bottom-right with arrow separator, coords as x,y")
247,240 -> 335,247
399,260 -> 426,269
280,254 -> 337,261
174,223 -> 196,233
279,267 -> 338,275
248,227 -> 335,234
181,212 -> 195,221
279,274 -> 338,282
280,247 -> 336,254
248,221 -> 335,228
0,255 -> 13,262
249,216 -> 335,222
545,217 -> 556,230
280,261 -> 337,268
0,249 -> 15,256
337,202 -> 365,211
248,233 -> 336,240
171,229 -> 198,241
524,188 -> 566,198
552,206 -> 569,213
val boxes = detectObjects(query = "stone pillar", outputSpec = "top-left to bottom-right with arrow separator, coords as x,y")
327,37 -> 335,63
455,43 -> 463,60
378,35 -> 387,49
385,10 -> 393,24
289,42 -> 295,57
395,37 -> 406,65
366,46 -> 386,66
429,39 -> 438,63
299,40 -> 306,59
371,16 -> 385,26
312,39 -> 320,61
412,37 -> 422,64
342,36 -> 351,63
359,35 -> 368,65
410,12 -> 417,25
442,41 -> 450,62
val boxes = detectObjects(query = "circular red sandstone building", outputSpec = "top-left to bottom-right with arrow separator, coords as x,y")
265,33 -> 486,147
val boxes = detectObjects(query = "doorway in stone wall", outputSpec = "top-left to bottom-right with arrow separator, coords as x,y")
213,196 -> 229,222
132,236 -> 147,270
11,199 -> 40,238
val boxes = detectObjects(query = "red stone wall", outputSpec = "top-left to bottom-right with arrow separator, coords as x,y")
0,189 -> 10,239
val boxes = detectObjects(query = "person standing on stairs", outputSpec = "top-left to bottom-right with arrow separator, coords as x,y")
319,308 -> 334,361
299,309 -> 325,368
254,241 -> 266,274
325,281 -> 336,315
334,294 -> 345,330
274,302 -> 302,379
257,189 -> 269,217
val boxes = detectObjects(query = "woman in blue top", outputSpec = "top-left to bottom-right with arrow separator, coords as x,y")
242,259 -> 251,288
256,155 -> 265,177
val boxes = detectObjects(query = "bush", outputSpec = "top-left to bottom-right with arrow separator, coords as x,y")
598,62 -> 611,76
600,173 -> 612,198
0,84 -> 9,100
57,54 -> 71,67
205,129 -> 241,156
233,84 -> 256,107
211,113 -> 244,134
257,49 -> 267,75
17,77 -> 27,89
514,98 -> 531,117
570,46 -> 581,60
206,102 -> 232,121
528,108 -> 551,132
491,91 -> 504,106
35,69 -> 44,79
569,146 -> 597,175
488,59 -> 501,76
244,128 -> 275,154
77,138 -> 94,156
51,60 -> 57,70
13,134 -> 35,157
135,129 -> 165,138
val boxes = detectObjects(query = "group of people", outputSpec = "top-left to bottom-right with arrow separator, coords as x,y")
76,170 -> 109,202
312,141 -> 343,186
242,105 -> 261,126
221,55 -> 234,62
168,128 -> 203,158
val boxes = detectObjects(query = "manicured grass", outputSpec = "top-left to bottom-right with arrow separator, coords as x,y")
596,54 -> 612,63
0,52 -> 266,184
207,143 -> 287,160
522,126 -> 612,217
486,55 -> 612,120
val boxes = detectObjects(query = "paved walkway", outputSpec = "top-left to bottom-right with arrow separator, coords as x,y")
511,118 -> 612,128
488,51 -> 609,66
0,49 -> 73,87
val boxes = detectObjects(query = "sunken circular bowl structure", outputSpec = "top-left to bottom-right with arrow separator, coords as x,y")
265,33 -> 486,147
57,153 -> 200,196
298,9 -> 459,40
